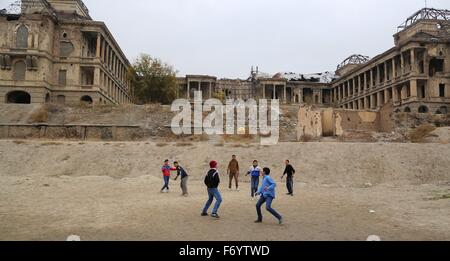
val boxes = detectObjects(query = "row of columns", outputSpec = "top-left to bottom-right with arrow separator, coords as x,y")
100,71 -> 131,104
333,48 -> 425,105
340,79 -> 419,110
261,84 -> 287,103
96,33 -> 132,104
186,81 -> 214,100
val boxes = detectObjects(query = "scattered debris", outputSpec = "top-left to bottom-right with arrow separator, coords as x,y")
369,210 -> 376,214
364,182 -> 373,188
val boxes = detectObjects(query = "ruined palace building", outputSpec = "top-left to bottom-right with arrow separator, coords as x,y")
1,1 -> 449,114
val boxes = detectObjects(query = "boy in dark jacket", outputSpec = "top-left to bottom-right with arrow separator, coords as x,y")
201,160 -> 222,219
173,161 -> 189,196
281,160 -> 296,196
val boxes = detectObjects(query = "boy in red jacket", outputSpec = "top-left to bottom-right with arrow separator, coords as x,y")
161,159 -> 176,193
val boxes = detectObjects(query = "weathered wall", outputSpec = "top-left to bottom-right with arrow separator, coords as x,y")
297,106 -> 389,140
0,124 -> 147,141
297,106 -> 323,139
338,110 -> 379,132
379,102 -> 395,133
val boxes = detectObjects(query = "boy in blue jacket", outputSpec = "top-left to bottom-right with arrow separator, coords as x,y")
255,167 -> 283,225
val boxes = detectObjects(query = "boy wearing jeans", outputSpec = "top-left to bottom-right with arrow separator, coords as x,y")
255,167 -> 283,225
161,159 -> 175,193
201,161 -> 222,219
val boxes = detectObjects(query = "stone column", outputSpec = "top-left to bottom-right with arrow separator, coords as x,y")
96,33 -> 101,58
392,57 -> 397,79
261,84 -> 265,99
358,98 -> 363,110
299,89 -> 303,104
283,84 -> 287,103
319,89 -> 323,104
377,91 -> 383,107
400,52 -> 404,75
358,75 -> 362,92
370,69 -> 374,88
385,88 -> 390,103
410,80 -> 418,98
393,86 -> 399,102
273,85 -> 276,100
209,81 -> 212,99
187,81 -> 190,99
363,72 -> 367,91
377,65 -> 381,86
370,94 -> 375,109
384,61 -> 388,83
337,85 -> 341,101
411,48 -> 416,74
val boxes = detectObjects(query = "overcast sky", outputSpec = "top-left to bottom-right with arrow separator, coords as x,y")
3,0 -> 450,78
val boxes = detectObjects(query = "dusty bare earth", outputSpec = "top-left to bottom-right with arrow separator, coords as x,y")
0,140 -> 449,241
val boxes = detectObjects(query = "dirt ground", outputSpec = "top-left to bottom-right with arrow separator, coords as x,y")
0,140 -> 449,241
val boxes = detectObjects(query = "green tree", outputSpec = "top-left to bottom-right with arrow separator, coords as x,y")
129,54 -> 178,105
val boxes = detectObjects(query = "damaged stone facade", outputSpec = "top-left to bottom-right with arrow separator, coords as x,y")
0,0 -> 133,105
297,104 -> 395,140
177,67 -> 335,105
177,8 -> 450,116
331,8 -> 450,115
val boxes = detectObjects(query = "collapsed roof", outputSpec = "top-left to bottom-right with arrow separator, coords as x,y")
398,8 -> 450,31
278,71 -> 338,83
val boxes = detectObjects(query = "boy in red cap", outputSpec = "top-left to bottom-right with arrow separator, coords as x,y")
201,160 -> 222,219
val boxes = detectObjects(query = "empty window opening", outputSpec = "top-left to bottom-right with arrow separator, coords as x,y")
81,32 -> 98,58
429,58 -> 444,77
440,106 -> 448,114
303,88 -> 313,104
404,107 -> 411,113
45,93 -> 50,103
81,67 -> 95,86
322,89 -> 331,104
379,65 -> 385,84
80,95 -> 93,104
419,85 -> 426,99
418,106 -> 429,114
6,91 -> 31,104
419,61 -> 425,74
439,84 -> 445,97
